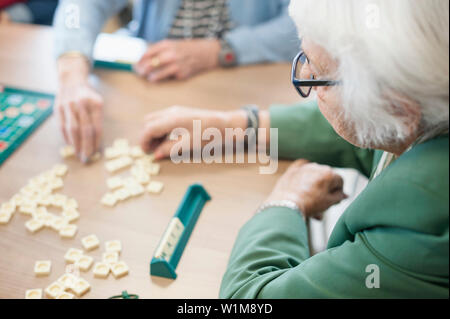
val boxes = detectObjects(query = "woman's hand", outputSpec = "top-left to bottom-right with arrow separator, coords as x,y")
140,106 -> 248,160
134,39 -> 221,82
56,55 -> 104,162
265,160 -> 347,220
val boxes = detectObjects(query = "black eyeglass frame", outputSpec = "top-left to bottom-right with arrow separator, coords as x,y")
291,51 -> 341,98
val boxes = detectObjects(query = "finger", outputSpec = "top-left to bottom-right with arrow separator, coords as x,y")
140,119 -> 176,153
141,110 -> 195,153
153,139 -> 180,160
143,113 -> 193,143
140,40 -> 171,61
78,102 -> 95,162
150,135 -> 168,152
328,191 -> 348,206
67,101 -> 81,154
135,41 -> 172,74
313,212 -> 325,221
56,101 -> 69,144
286,159 -> 309,173
136,56 -> 161,78
329,173 -> 344,193
90,99 -> 104,152
148,63 -> 180,82
138,51 -> 178,78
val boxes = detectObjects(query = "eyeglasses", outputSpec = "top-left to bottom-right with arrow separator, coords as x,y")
291,51 -> 340,98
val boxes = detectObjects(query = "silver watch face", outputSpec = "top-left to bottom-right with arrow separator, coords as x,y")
219,47 -> 237,67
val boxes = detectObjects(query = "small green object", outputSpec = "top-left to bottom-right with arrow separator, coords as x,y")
109,291 -> 139,299
93,60 -> 133,71
0,85 -> 54,166
150,184 -> 211,279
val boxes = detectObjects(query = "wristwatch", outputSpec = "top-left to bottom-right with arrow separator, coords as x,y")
241,105 -> 259,148
218,39 -> 238,68
255,200 -> 301,215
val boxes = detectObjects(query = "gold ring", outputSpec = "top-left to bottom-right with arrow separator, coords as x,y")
151,57 -> 161,68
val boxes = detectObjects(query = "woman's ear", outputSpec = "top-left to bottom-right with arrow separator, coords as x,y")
403,101 -> 422,137
390,94 -> 422,141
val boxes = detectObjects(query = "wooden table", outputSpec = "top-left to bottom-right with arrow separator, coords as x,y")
0,24 -> 301,299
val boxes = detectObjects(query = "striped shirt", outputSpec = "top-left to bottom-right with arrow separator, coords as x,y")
168,0 -> 233,39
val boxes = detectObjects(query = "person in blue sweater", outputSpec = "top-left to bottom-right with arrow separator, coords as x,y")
52,0 -> 300,163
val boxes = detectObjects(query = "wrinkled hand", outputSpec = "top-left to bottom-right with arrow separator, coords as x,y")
134,39 -> 221,82
56,56 -> 104,162
140,106 -> 247,160
265,160 -> 347,219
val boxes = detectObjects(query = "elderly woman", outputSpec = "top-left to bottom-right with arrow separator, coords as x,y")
140,0 -> 449,298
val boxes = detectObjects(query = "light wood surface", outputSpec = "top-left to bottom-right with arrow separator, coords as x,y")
0,24 -> 301,299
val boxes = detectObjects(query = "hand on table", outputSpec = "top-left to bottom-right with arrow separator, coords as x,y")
56,55 -> 104,163
265,160 -> 348,220
140,106 -> 248,160
134,39 -> 221,82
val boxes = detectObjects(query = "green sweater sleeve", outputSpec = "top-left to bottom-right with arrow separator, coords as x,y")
220,133 -> 449,299
219,208 -> 449,299
219,207 -> 310,298
270,101 -> 374,177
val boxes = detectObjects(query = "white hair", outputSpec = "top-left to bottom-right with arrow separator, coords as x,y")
289,0 -> 449,147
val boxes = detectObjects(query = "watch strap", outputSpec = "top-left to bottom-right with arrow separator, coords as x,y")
255,200 -> 301,215
241,105 -> 259,148
219,39 -> 237,67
